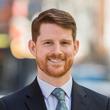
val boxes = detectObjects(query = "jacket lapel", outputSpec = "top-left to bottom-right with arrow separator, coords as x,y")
71,81 -> 89,110
25,78 -> 47,110
24,78 -> 89,110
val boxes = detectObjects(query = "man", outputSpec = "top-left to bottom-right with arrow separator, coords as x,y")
0,8 -> 110,110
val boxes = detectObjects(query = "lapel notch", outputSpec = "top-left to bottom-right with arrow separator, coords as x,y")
71,80 -> 88,110
25,78 -> 47,110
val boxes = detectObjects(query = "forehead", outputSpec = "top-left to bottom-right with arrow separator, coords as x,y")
38,23 -> 73,40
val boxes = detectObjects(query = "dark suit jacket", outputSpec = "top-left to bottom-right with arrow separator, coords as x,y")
0,77 -> 110,110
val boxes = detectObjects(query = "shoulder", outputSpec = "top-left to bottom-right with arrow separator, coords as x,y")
1,84 -> 30,100
77,83 -> 110,109
80,84 -> 109,100
72,81 -> 110,110
0,78 -> 41,110
0,84 -> 32,110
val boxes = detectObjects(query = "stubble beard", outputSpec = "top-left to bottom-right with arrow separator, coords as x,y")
36,56 -> 73,78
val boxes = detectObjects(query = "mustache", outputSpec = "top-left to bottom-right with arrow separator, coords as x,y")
47,53 -> 65,60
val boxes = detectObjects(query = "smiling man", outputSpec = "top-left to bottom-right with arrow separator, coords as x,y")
29,23 -> 79,86
0,8 -> 110,110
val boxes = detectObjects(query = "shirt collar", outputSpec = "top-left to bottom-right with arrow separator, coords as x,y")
37,76 -> 72,99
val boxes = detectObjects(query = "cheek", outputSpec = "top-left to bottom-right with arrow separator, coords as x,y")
64,49 -> 75,64
36,48 -> 49,60
64,48 -> 74,57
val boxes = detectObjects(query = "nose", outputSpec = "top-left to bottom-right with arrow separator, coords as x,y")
52,43 -> 63,55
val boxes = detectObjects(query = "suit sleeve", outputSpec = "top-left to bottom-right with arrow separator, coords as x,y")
0,100 -> 6,110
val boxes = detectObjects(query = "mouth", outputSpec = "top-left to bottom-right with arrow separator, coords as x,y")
48,58 -> 65,64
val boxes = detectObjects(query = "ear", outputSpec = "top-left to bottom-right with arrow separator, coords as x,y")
73,40 -> 79,55
28,40 -> 36,57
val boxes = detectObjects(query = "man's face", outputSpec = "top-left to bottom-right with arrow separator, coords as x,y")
29,23 -> 79,79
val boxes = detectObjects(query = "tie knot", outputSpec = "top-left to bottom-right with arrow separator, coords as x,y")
52,88 -> 65,101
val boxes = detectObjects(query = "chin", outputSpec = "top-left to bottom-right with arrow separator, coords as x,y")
47,69 -> 68,78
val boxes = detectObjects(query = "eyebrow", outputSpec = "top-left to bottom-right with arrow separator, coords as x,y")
60,39 -> 73,42
41,39 -> 53,42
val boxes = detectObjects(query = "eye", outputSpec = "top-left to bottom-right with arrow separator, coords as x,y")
43,41 -> 53,45
61,41 -> 71,45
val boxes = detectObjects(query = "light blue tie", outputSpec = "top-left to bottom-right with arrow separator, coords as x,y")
52,88 -> 68,110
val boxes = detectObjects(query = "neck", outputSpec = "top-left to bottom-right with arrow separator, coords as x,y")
37,70 -> 72,87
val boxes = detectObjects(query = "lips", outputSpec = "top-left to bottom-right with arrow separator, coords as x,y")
49,59 -> 63,63
48,58 -> 65,65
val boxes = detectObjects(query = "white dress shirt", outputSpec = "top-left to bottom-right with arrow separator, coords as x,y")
37,76 -> 72,110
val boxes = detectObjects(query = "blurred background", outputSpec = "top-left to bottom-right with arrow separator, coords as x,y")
0,0 -> 110,97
